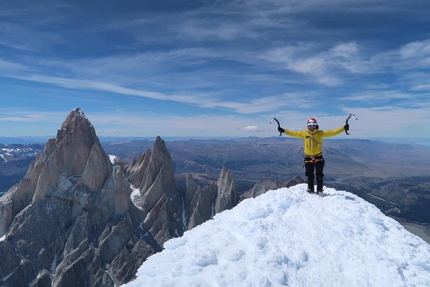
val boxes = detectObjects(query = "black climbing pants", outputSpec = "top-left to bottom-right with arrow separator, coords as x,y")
304,157 -> 325,192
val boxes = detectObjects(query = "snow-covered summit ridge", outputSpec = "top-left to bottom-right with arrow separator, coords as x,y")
123,184 -> 430,287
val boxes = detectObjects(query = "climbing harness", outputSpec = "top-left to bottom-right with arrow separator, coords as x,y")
304,155 -> 324,164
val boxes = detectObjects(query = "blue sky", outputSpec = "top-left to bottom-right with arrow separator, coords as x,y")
1,0 -> 429,139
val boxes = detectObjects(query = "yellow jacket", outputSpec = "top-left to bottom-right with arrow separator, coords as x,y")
283,126 -> 344,156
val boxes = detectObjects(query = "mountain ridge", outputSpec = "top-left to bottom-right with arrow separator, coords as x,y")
0,109 -> 251,286
1,136 -> 430,243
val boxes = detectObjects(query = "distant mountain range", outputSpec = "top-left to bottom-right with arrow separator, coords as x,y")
102,137 -> 430,232
1,137 -> 430,234
0,143 -> 44,194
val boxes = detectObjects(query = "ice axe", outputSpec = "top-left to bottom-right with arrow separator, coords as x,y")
270,117 -> 282,136
345,114 -> 358,135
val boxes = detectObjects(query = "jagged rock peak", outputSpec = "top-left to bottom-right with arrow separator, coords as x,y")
62,108 -> 90,127
215,167 -> 238,213
0,109 -> 153,287
70,107 -> 87,118
56,107 -> 98,146
153,136 -> 169,156
126,136 -> 184,244
31,108 -> 111,200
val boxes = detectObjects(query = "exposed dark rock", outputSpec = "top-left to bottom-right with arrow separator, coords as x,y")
185,174 -> 217,229
30,269 -> 53,287
0,240 -> 21,277
215,167 -> 238,213
0,109 -> 157,287
125,136 -> 185,244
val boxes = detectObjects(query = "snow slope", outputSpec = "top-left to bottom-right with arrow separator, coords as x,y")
123,184 -> 430,287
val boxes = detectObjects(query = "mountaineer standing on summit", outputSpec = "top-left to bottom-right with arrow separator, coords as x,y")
277,118 -> 349,196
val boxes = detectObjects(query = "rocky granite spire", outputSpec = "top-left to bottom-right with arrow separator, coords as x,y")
0,108 -> 157,287
184,174 -> 217,230
215,167 -> 239,213
125,136 -> 184,244
32,108 -> 112,201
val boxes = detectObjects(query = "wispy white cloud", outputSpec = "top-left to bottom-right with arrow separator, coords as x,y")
0,18 -> 64,52
200,94 -> 299,114
0,109 -> 65,122
269,38 -> 430,87
0,59 -> 29,72
338,106 -> 430,138
398,39 -> 430,61
1,0 -> 430,138
7,73 -> 295,115
261,42 -> 365,86
412,83 -> 430,91
345,91 -> 415,102
239,125 -> 266,132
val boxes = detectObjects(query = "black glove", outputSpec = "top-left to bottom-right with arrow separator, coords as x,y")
344,124 -> 349,131
278,127 -> 285,133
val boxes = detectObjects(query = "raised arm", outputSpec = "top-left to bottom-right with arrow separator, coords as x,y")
278,127 -> 307,138
321,125 -> 346,138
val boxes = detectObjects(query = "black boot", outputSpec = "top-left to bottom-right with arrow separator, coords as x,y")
316,176 -> 323,195
307,177 -> 314,193
316,177 -> 323,191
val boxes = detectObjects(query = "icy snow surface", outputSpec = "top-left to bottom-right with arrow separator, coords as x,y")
123,184 -> 430,287
108,155 -> 116,164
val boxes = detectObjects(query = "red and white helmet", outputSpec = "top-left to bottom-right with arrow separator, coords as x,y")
307,118 -> 317,126
307,118 -> 318,129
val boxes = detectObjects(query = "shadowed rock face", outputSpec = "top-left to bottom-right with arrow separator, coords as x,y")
0,109 -> 156,287
0,109 -> 112,236
126,142 -> 240,235
125,136 -> 185,244
184,174 -> 217,230
32,108 -> 113,202
215,167 -> 238,213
